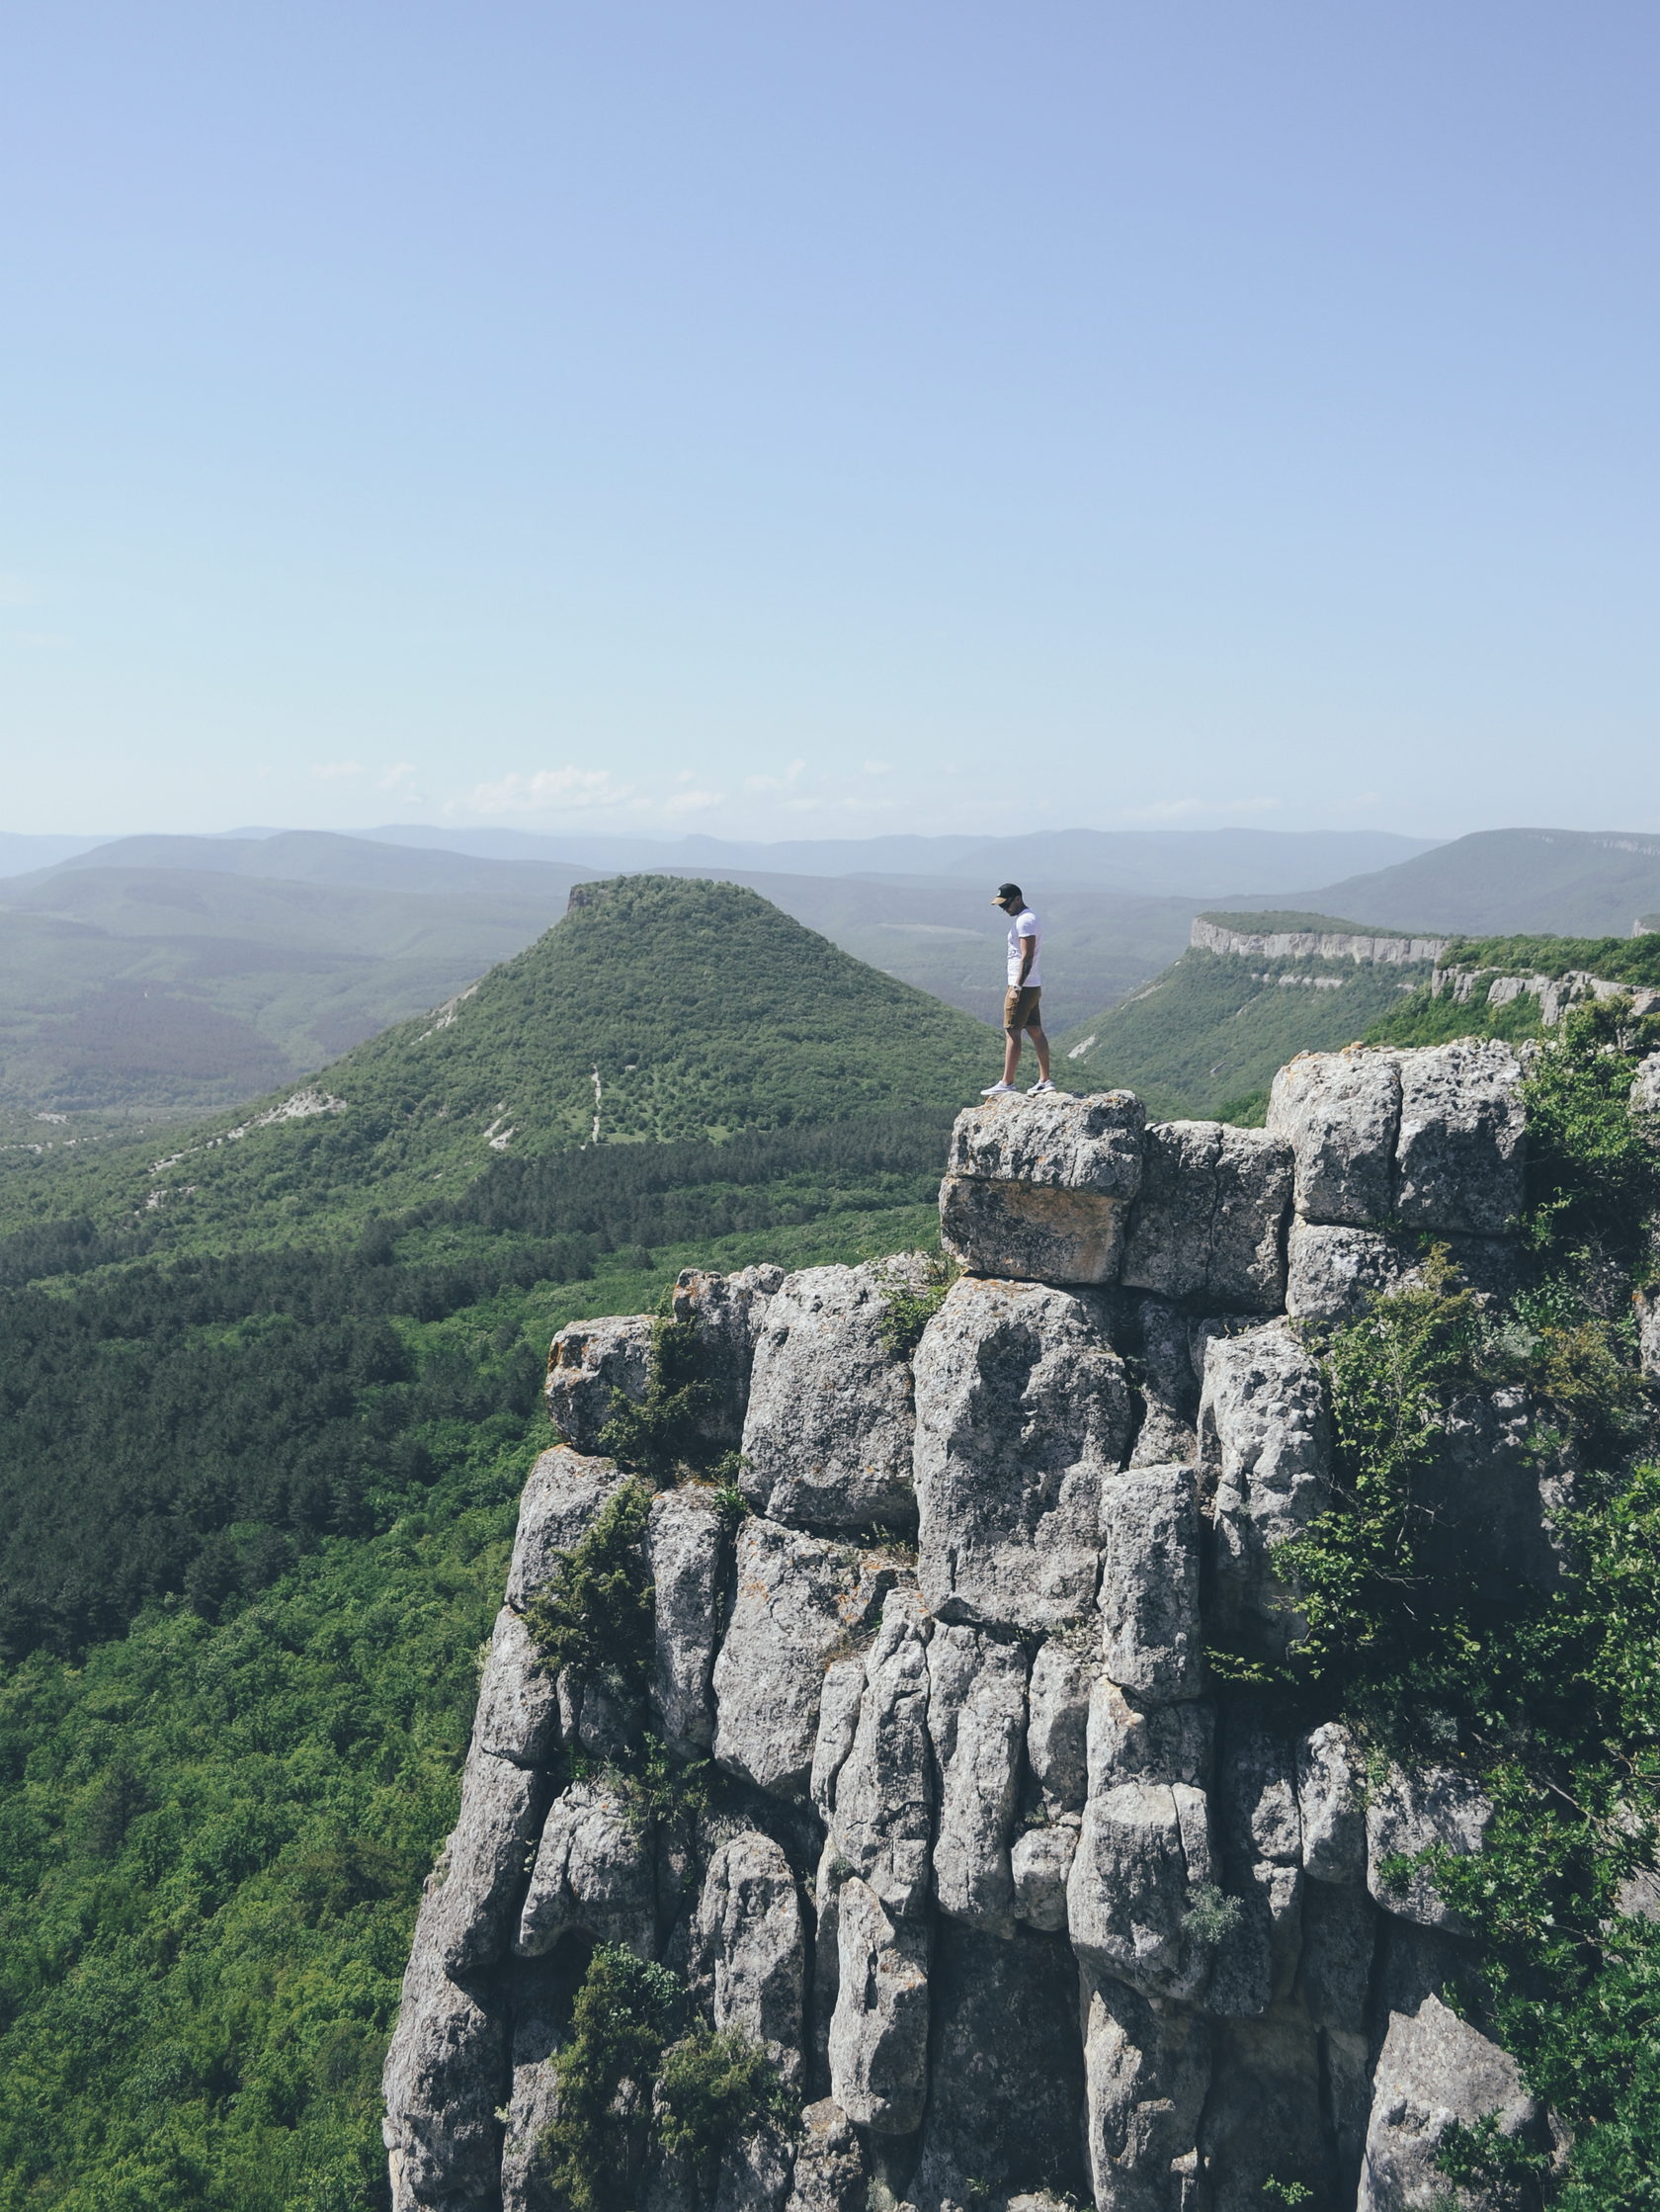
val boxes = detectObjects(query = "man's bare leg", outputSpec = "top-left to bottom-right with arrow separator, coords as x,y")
1001,1024 -> 1023,1086
1029,1022 -> 1051,1081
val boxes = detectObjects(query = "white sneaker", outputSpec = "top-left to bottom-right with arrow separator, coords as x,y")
980,1080 -> 1017,1096
1027,1078 -> 1056,1094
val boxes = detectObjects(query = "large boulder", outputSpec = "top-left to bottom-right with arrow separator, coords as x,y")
1297,1721 -> 1367,1886
1098,1463 -> 1204,1704
914,1277 -> 1131,1632
426,1750 -> 552,1976
1120,1123 -> 1292,1313
1286,1220 -> 1522,1323
927,1624 -> 1028,1933
695,1831 -> 806,2084
505,1447 -> 630,1610
382,1937 -> 510,2212
646,1485 -> 727,1757
1080,1973 -> 1211,2212
1269,1050 -> 1402,1227
514,1777 -> 656,1959
1366,1764 -> 1492,1933
826,1873 -> 931,2134
938,1090 -> 1145,1285
822,1589 -> 936,1919
1392,1039 -> 1526,1235
740,1261 -> 921,1531
670,1263 -> 784,1448
471,1607 -> 560,1768
1198,1324 -> 1330,1656
1127,1296 -> 1202,1467
711,1518 -> 898,1799
545,1313 -> 652,1454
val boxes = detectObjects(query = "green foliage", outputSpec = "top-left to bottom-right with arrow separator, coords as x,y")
523,1482 -> 656,1700
1197,909 -> 1404,936
654,2025 -> 791,2165
1441,933 -> 1660,991
600,1312 -> 719,1484
1182,1882 -> 1244,1945
876,1256 -> 956,1360
1259,2180 -> 1315,2207
537,1947 -> 788,2210
1272,1014 -> 1660,2202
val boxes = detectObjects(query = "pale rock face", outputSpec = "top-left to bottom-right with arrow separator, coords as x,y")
927,1623 -> 1028,1932
711,2124 -> 793,2212
1360,1978 -> 1541,2210
695,1831 -> 806,2083
505,1447 -> 630,1610
1127,1297 -> 1201,1467
1010,1821 -> 1078,1932
1269,1051 -> 1401,1226
712,1518 -> 898,1799
1286,1220 -> 1522,1324
824,1589 -> 935,1919
1026,1636 -> 1095,1815
914,1277 -> 1131,1632
939,1174 -> 1131,1286
544,1312 -> 652,1455
1098,1463 -> 1203,1704
471,1606 -> 560,1767
427,1752 -> 550,1976
1080,1973 -> 1211,2212
514,1776 -> 655,1958
809,1656 -> 867,1824
1206,1718 -> 1304,2017
1199,1324 -> 1330,1656
1632,1049 -> 1660,1116
1088,1676 -> 1213,1791
1392,1039 -> 1525,1235
1366,1765 -> 1493,1933
1120,1123 -> 1292,1313
670,1263 -> 785,1447
1068,1777 -> 1215,2000
947,1088 -> 1147,1193
1640,1289 -> 1660,1383
740,1262 -> 919,1531
1297,1722 -> 1368,1886
382,1937 -> 509,2212
783,2099 -> 870,2212
826,1874 -> 931,2133
646,1486 -> 727,1757
910,1926 -> 1089,2212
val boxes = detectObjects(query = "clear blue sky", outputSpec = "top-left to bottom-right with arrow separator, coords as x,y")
2,1 -> 1654,841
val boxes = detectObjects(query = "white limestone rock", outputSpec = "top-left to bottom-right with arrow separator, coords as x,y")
826,1874 -> 931,2135
1127,1296 -> 1201,1467
646,1485 -> 727,1757
471,1606 -> 560,1768
1286,1219 -> 1523,1323
1392,1039 -> 1526,1235
1010,1821 -> 1078,1932
1120,1122 -> 1292,1313
695,1830 -> 806,2084
711,1517 -> 898,1799
1080,1973 -> 1211,2212
670,1263 -> 785,1448
913,1277 -> 1131,1633
946,1087 -> 1146,1192
740,1261 -> 920,1531
1098,1463 -> 1204,1704
1026,1635 -> 1095,1816
1631,1049 -> 1660,1116
428,1751 -> 550,1976
515,1777 -> 656,1959
505,1447 -> 630,1610
382,1935 -> 510,2212
809,1656 -> 867,1825
1360,1968 -> 1541,2210
783,2100 -> 870,2212
1199,1323 -> 1330,1657
1366,1764 -> 1493,1933
544,1313 -> 652,1454
825,1589 -> 935,1919
939,1174 -> 1130,1286
1269,1049 -> 1401,1226
1297,1721 -> 1368,1886
927,1624 -> 1028,1933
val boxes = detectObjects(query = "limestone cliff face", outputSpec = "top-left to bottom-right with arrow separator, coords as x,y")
383,1042 -> 1566,2212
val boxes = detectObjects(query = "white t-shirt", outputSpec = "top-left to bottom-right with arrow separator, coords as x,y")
1006,907 -> 1041,987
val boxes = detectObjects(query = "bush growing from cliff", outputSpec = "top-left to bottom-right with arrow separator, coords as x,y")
599,1308 -> 718,1484
1277,1013 -> 1660,2204
523,1481 -> 656,1701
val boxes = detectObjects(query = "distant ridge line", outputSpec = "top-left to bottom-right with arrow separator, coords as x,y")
1192,912 -> 1451,965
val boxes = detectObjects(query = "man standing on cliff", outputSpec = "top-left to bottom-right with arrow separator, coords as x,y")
982,882 -> 1054,1097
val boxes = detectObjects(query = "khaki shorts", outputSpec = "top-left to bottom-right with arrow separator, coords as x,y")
1004,985 -> 1042,1031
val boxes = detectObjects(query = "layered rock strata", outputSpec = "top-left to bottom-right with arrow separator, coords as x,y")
385,1046 -> 1557,2212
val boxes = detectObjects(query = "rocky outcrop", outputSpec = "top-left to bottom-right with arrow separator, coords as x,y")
385,1051 -> 1589,2212
1191,918 -> 1451,965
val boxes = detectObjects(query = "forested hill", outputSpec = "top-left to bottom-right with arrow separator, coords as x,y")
0,875 -> 996,1267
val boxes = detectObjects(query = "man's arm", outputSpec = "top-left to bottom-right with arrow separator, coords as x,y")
1017,932 -> 1038,986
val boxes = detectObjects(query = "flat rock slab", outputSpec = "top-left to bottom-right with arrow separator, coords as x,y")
946,1089 -> 1146,1193
1120,1122 -> 1292,1312
544,1313 -> 652,1455
938,1174 -> 1130,1286
914,1277 -> 1131,1632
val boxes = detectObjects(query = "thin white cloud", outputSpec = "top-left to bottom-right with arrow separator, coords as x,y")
744,758 -> 807,793
665,787 -> 724,814
311,760 -> 364,782
460,766 -> 634,815
378,761 -> 417,792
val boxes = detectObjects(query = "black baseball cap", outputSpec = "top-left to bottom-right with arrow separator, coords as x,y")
993,882 -> 1024,904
